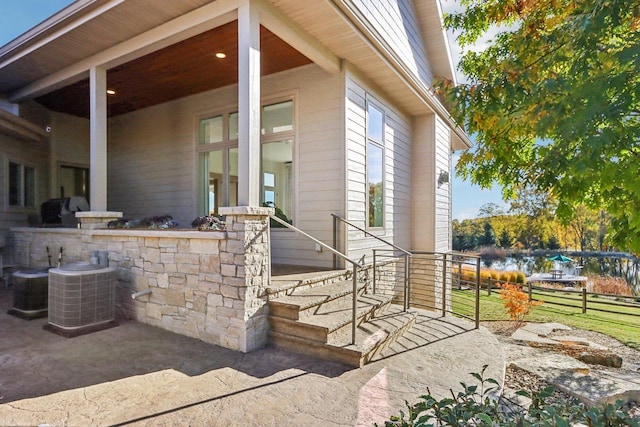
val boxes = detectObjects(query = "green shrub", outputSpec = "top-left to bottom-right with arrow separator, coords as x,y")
378,365 -> 638,427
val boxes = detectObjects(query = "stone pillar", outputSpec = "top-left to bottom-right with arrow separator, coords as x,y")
217,206 -> 273,352
76,211 -> 123,230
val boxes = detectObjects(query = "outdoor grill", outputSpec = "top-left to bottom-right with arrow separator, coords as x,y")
40,197 -> 89,227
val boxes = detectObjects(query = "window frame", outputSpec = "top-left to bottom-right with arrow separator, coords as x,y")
365,98 -> 386,230
58,163 -> 90,200
6,158 -> 37,211
196,111 -> 237,214
195,96 -> 296,218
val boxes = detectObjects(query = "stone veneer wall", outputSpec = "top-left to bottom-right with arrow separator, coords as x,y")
10,206 -> 273,353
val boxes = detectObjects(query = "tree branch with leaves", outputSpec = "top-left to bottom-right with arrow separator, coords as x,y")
438,0 -> 640,251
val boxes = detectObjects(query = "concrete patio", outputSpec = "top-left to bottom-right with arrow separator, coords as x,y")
0,284 -> 504,426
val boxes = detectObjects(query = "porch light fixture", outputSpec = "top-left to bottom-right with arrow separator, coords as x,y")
106,89 -> 116,95
437,170 -> 450,187
215,52 -> 226,59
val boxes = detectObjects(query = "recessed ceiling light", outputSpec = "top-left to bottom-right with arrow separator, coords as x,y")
215,52 -> 226,59
106,89 -> 116,95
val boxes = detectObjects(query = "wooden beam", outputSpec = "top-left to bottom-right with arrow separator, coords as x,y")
0,108 -> 49,142
255,0 -> 340,74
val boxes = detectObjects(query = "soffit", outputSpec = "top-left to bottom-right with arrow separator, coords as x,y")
0,0 -> 215,94
35,22 -> 311,118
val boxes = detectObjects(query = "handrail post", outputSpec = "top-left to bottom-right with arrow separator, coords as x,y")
351,263 -> 358,345
404,253 -> 410,312
441,254 -> 448,316
373,250 -> 377,294
332,214 -> 338,270
475,257 -> 481,329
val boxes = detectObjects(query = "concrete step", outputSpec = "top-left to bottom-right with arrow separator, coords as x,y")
266,269 -> 350,299
268,279 -> 367,320
269,305 -> 417,367
269,293 -> 392,343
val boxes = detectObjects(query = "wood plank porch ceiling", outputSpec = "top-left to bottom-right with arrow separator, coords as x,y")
35,21 -> 311,118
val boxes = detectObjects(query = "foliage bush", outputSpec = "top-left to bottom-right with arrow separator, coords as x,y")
455,266 -> 526,288
588,276 -> 633,296
379,365 -> 639,426
499,283 -> 543,325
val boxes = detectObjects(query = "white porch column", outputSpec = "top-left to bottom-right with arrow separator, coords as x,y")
237,0 -> 261,206
89,66 -> 108,211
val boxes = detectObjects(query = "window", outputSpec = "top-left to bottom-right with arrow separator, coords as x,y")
261,140 -> 293,221
199,145 -> 238,215
262,101 -> 293,135
60,165 -> 89,200
199,115 -> 223,144
197,99 -> 294,218
366,102 -> 385,228
8,161 -> 36,208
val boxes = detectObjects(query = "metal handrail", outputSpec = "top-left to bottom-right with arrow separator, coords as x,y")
412,251 -> 481,329
269,215 -> 362,344
331,214 -> 411,256
333,214 -> 412,312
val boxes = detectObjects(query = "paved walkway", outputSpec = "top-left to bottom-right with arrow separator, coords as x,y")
0,287 -> 504,426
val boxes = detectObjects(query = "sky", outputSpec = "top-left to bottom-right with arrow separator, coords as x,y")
438,0 -> 510,220
0,1 -> 75,48
0,0 -> 507,221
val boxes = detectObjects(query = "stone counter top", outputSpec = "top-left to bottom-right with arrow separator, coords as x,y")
10,227 -> 226,239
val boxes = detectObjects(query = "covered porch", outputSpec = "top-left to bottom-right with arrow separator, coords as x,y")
0,0 -> 469,270
0,0 -> 472,361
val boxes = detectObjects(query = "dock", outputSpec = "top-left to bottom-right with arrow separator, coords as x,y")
526,273 -> 588,285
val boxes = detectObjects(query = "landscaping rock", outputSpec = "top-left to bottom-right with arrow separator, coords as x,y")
552,335 -> 609,351
579,352 -> 623,368
520,322 -> 572,337
511,328 -> 558,344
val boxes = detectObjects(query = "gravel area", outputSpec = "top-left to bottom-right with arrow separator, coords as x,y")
546,327 -> 640,372
482,321 -> 640,419
482,320 -> 640,373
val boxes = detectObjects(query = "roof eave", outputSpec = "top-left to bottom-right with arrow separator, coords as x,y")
0,0 -> 110,61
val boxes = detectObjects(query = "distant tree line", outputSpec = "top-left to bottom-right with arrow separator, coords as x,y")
453,190 -> 610,252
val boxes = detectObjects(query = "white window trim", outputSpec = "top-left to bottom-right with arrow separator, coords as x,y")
6,157 -> 37,212
365,96 -> 386,231
195,95 -> 297,217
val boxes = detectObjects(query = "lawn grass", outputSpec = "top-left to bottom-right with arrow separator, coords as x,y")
452,289 -> 640,349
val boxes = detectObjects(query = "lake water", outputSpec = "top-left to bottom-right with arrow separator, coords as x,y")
481,253 -> 640,291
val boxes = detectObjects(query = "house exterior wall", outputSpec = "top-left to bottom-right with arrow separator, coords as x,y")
410,114 -> 451,253
87,64 -> 343,267
0,134 -> 49,248
408,114 -> 451,311
434,114 -> 452,252
269,65 -> 344,267
348,0 -> 433,86
345,71 -> 413,264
